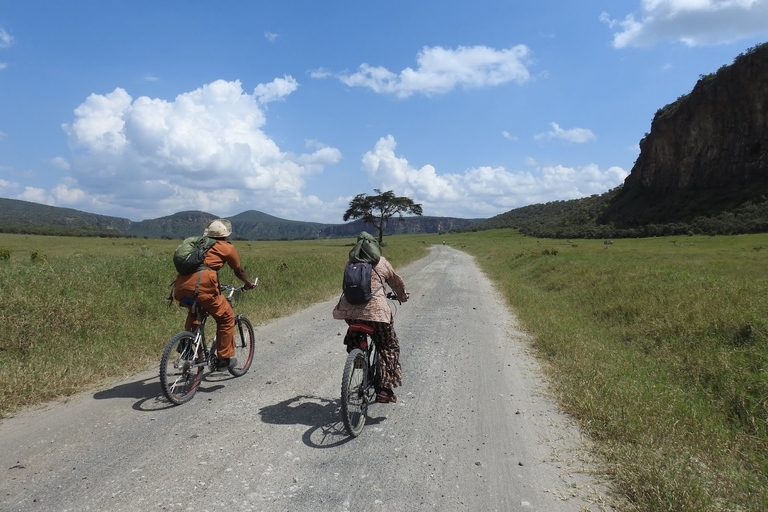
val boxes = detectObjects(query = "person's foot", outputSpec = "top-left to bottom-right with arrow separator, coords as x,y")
216,357 -> 237,371
376,388 -> 397,403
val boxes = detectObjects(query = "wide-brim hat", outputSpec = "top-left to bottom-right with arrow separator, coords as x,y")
204,219 -> 232,238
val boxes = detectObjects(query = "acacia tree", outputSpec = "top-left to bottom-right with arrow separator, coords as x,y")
343,189 -> 423,244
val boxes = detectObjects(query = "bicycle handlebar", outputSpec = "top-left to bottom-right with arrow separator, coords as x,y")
220,278 -> 258,298
386,291 -> 401,304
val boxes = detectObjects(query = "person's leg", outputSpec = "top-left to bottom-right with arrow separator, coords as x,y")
202,294 -> 236,359
372,321 -> 401,401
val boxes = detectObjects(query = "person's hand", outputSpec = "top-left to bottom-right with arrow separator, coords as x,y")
399,291 -> 410,303
244,279 -> 257,290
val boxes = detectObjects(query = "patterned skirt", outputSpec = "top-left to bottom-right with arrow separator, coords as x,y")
344,319 -> 402,390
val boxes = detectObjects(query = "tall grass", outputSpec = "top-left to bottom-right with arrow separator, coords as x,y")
0,234 -> 427,416
440,229 -> 768,512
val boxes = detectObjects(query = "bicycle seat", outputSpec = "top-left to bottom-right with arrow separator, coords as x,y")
348,323 -> 374,335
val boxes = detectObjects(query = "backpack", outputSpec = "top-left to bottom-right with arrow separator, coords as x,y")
348,231 -> 381,265
342,261 -> 383,304
173,236 -> 217,274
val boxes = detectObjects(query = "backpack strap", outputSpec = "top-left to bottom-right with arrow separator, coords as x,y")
371,267 -> 384,298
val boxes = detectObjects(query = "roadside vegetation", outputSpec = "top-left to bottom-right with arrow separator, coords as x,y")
1,230 -> 766,511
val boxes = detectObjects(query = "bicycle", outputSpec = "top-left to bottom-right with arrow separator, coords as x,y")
340,291 -> 400,437
160,280 -> 257,405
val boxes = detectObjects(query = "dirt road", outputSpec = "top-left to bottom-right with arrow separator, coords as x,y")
0,245 -> 615,511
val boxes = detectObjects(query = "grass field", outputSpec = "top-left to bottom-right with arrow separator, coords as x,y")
1,230 -> 766,511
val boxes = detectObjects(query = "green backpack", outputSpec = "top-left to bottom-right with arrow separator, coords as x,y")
348,231 -> 381,264
173,236 -> 217,274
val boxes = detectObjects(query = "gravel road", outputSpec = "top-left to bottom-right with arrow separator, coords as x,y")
0,245 -> 616,512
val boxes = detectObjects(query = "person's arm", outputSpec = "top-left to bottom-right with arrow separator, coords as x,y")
234,266 -> 255,289
226,244 -> 256,289
380,258 -> 408,302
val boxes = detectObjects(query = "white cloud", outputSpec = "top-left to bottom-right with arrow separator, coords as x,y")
0,178 -> 19,196
0,28 -> 12,48
53,78 -> 340,221
535,122 -> 596,143
0,63 -> 7,70
50,156 -> 70,169
335,45 -> 533,98
253,75 -> 298,104
502,130 -> 518,141
264,31 -> 278,43
360,135 -> 627,218
601,0 -> 768,48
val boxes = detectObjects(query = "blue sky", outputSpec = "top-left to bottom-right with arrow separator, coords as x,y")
1,1 -> 767,223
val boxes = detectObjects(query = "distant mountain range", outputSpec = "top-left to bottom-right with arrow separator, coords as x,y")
0,197 -> 482,239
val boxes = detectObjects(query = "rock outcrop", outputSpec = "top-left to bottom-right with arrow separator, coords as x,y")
624,42 -> 768,195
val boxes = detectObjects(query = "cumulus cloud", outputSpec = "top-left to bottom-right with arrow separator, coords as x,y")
254,75 -> 298,104
601,0 -> 768,48
333,45 -> 533,98
55,78 -> 340,220
361,135 -> 627,218
264,31 -> 278,43
535,122 -> 596,143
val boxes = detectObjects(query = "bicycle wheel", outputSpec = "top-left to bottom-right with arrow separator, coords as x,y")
341,348 -> 368,437
229,316 -> 255,377
160,331 -> 203,405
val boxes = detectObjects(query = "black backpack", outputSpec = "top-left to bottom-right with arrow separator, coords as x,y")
342,261 -> 383,304
173,236 -> 217,274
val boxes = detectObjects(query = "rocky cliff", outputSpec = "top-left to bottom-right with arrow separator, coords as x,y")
602,42 -> 768,228
624,43 -> 768,196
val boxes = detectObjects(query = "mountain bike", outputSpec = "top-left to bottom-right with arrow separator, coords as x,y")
340,292 -> 400,437
160,280 -> 257,405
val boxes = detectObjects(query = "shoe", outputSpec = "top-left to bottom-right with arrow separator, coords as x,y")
376,388 -> 397,403
215,357 -> 237,371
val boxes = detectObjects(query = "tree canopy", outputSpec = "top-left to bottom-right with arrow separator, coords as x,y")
343,189 -> 423,244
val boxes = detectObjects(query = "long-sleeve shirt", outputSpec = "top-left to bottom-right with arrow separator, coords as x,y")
174,240 -> 242,299
332,255 -> 407,323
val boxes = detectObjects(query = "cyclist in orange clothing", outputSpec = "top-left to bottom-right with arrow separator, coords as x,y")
174,219 -> 255,371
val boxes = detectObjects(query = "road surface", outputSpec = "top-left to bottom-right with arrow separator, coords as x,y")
0,245 -> 616,511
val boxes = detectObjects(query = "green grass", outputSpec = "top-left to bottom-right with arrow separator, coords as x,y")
438,229 -> 768,512
2,230 -> 767,511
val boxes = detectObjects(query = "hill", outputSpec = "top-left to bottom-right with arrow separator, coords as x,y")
0,197 -> 481,240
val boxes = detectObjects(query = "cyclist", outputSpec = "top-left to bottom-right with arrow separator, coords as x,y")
174,219 -> 255,370
333,233 -> 409,403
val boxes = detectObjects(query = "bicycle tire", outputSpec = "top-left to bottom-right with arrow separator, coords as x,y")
229,316 -> 255,377
160,331 -> 203,405
341,348 -> 368,437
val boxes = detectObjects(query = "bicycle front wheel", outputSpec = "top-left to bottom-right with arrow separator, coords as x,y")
341,348 -> 368,437
160,331 -> 203,405
229,316 -> 255,377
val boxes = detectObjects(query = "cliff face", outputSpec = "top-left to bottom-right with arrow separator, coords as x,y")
624,43 -> 768,195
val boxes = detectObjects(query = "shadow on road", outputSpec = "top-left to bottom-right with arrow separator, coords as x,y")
92,373 -> 229,412
258,394 -> 385,448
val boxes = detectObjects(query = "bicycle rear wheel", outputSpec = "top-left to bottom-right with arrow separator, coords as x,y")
229,316 -> 255,377
160,331 -> 203,405
341,348 -> 368,437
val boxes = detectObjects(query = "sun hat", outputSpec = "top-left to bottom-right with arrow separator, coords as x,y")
204,219 -> 232,238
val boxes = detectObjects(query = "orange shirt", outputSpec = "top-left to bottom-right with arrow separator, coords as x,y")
174,240 -> 242,298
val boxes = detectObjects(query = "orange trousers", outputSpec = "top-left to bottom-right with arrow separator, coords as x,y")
178,292 -> 236,359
